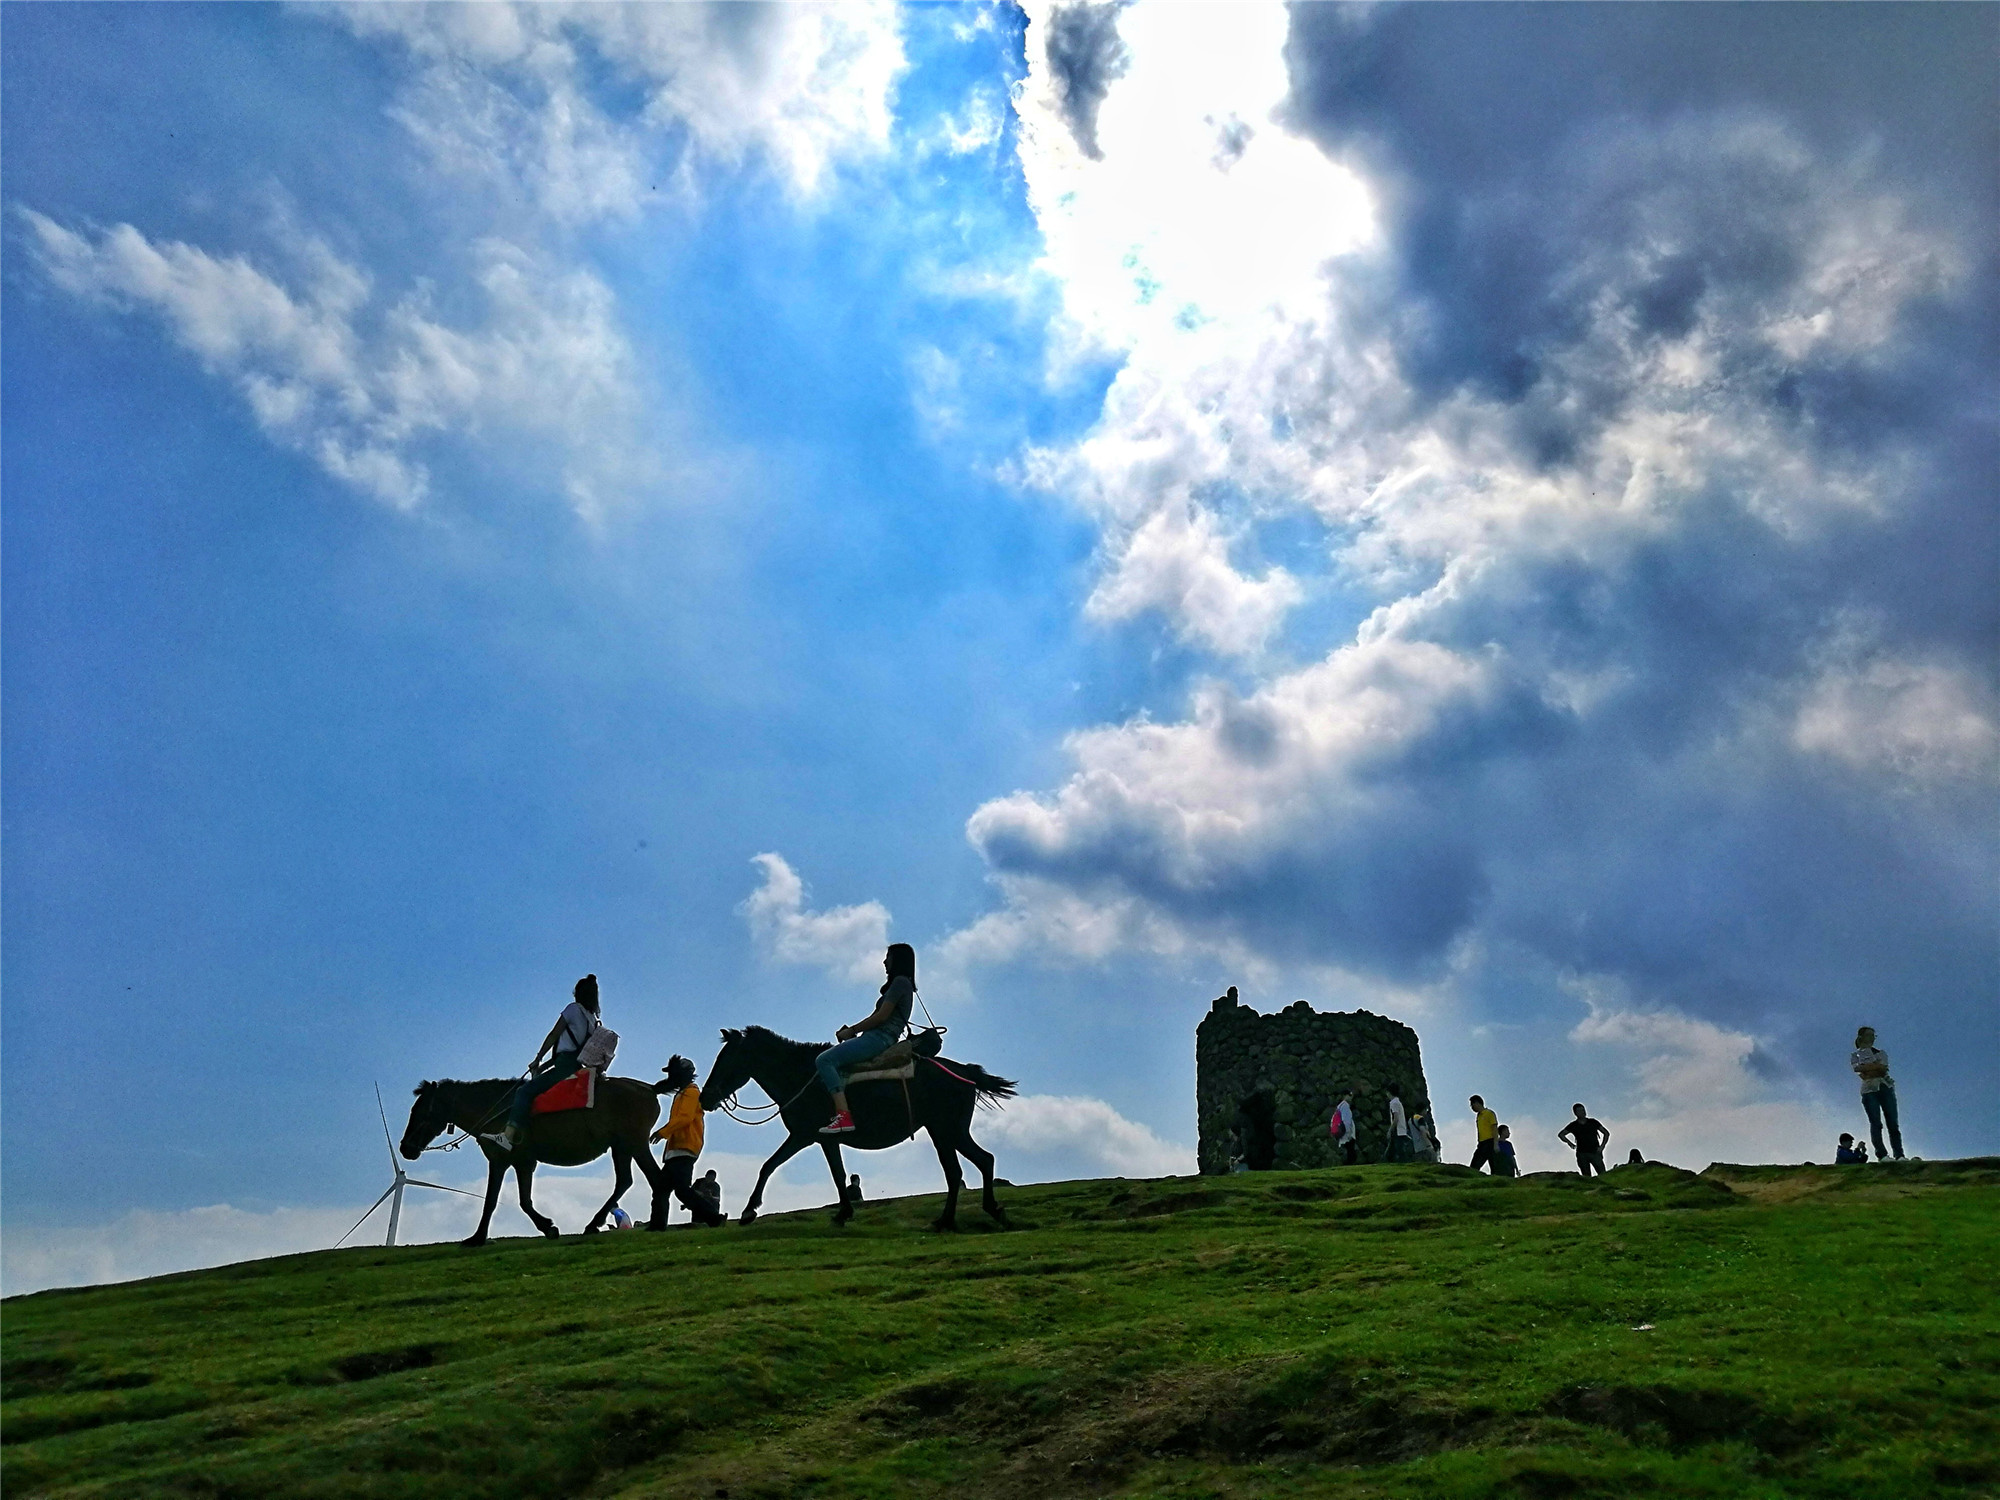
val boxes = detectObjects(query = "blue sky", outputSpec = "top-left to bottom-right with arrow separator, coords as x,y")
5,3 -> 1994,1292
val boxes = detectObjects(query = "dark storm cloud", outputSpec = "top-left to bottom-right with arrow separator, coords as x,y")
973,4 -> 1997,1135
1041,2 -> 1130,160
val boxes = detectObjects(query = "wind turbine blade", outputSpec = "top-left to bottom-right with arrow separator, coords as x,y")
376,1083 -> 398,1171
335,1183 -> 397,1248
405,1180 -> 483,1197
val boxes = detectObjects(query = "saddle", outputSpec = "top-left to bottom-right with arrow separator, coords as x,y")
839,1027 -> 942,1085
530,1068 -> 598,1115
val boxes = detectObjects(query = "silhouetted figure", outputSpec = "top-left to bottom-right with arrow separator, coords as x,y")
486,974 -> 601,1150
651,1054 -> 727,1225
1469,1095 -> 1499,1173
1492,1124 -> 1518,1177
690,1169 -> 724,1221
1411,1110 -> 1440,1163
1558,1103 -> 1610,1177
1835,1133 -> 1869,1165
848,1172 -> 864,1202
1626,1148 -> 1645,1166
818,944 -> 918,1134
1850,1026 -> 1905,1161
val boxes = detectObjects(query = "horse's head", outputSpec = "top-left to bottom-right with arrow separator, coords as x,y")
401,1081 -> 451,1160
700,1029 -> 752,1112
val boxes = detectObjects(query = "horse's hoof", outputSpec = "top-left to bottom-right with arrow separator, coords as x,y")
459,1237 -> 487,1249
739,1209 -> 758,1226
930,1217 -> 957,1233
583,1225 -> 602,1236
540,1225 -> 562,1240
641,1221 -> 666,1233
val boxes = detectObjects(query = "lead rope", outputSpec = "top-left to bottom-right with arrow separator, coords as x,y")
422,1071 -> 531,1154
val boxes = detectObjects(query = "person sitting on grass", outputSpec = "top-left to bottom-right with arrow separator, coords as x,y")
817,943 -> 918,1135
651,1055 -> 727,1226
485,974 -> 601,1150
1469,1095 -> 1500,1173
1626,1148 -> 1645,1166
1492,1124 -> 1519,1178
690,1168 -> 724,1221
1557,1103 -> 1611,1178
1835,1132 -> 1869,1165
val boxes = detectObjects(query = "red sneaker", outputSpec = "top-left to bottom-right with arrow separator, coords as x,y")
819,1111 -> 856,1135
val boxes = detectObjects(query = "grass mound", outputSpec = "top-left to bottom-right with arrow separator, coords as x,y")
5,1160 -> 1996,1498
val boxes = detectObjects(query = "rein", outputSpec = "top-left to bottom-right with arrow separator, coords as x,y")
420,1079 -> 523,1154
718,1075 -> 815,1126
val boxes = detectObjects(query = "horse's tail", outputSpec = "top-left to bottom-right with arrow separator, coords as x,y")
938,1059 -> 1018,1108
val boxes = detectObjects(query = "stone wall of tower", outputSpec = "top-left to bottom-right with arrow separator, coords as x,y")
1195,990 -> 1431,1174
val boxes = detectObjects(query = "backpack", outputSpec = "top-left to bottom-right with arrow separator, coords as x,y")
577,1025 -> 619,1071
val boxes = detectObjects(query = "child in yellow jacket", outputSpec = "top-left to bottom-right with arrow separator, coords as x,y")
652,1056 -> 726,1226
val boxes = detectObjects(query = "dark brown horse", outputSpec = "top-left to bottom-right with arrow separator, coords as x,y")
699,1027 -> 1016,1230
400,1076 -> 672,1244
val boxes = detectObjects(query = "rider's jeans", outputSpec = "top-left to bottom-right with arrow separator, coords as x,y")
815,1028 -> 897,1096
509,1050 -> 582,1130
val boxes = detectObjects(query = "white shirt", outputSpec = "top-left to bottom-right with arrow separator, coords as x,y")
557,1001 -> 599,1055
1334,1100 -> 1356,1139
1850,1046 -> 1894,1095
1388,1096 -> 1408,1137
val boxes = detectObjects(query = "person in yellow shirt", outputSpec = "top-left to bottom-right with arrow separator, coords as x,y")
1469,1094 -> 1500,1174
652,1055 -> 726,1226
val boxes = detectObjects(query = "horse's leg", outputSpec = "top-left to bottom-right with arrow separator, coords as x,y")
926,1126 -> 965,1231
516,1160 -> 561,1239
958,1129 -> 1011,1228
584,1147 -> 632,1235
820,1139 -> 854,1226
463,1151 -> 507,1247
741,1133 -> 813,1226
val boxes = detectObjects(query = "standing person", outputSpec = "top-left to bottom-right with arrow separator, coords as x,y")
485,974 -> 601,1150
1850,1027 -> 1906,1161
1469,1095 -> 1499,1173
1492,1125 -> 1519,1178
817,943 -> 918,1135
1329,1091 -> 1359,1165
651,1055 -> 727,1226
1557,1104 -> 1611,1178
1382,1085 -> 1414,1162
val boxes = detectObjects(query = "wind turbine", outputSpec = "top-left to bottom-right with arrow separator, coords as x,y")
337,1084 -> 482,1248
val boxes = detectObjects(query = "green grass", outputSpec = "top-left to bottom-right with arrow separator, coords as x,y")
5,1159 -> 1997,1498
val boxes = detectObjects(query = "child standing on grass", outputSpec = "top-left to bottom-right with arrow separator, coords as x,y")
1492,1125 -> 1518,1178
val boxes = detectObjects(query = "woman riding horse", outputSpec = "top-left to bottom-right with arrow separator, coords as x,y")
816,943 -> 918,1135
481,974 -> 604,1151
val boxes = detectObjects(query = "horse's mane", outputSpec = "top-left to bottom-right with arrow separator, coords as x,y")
740,1025 -> 831,1054
419,1078 -> 518,1094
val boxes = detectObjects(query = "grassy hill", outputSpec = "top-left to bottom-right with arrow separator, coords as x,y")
4,1159 -> 1996,1499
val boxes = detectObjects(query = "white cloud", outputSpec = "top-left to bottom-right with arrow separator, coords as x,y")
983,1093 -> 1195,1178
336,2 -> 905,217
738,852 -> 892,984
22,212 -> 650,517
1794,653 -> 1999,784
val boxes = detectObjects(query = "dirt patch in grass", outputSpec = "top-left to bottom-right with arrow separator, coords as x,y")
867,1357 -> 1488,1496
332,1343 -> 438,1381
1547,1383 -> 1818,1455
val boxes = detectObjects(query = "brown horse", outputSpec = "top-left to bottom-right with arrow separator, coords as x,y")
699,1027 -> 1016,1230
399,1076 -> 672,1244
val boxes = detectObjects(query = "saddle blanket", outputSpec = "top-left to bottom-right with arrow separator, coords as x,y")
531,1068 -> 598,1114
844,1061 -> 916,1084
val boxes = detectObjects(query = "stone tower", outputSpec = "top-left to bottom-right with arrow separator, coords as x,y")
1196,989 -> 1432,1174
